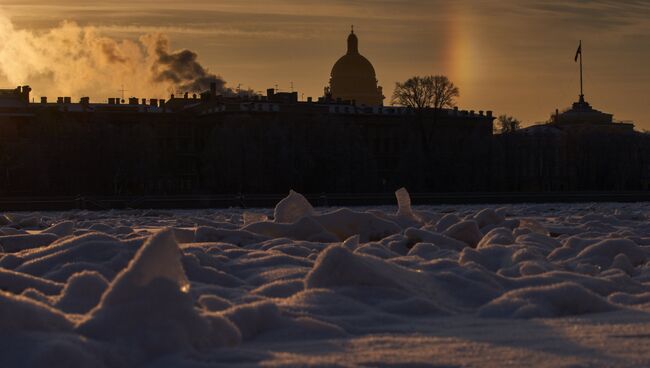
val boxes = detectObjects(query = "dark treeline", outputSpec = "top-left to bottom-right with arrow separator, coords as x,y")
0,109 -> 648,196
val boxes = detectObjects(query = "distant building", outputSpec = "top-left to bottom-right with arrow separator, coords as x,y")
550,95 -> 634,131
328,28 -> 384,106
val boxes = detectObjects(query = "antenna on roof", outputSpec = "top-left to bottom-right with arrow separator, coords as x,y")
118,84 -> 128,102
290,81 -> 294,92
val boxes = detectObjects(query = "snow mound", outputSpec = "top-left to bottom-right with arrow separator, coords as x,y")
243,216 -> 338,243
473,208 -> 505,228
0,268 -> 63,295
55,271 -> 109,314
574,238 -> 645,268
404,227 -> 466,250
274,190 -> 315,223
42,221 -> 75,237
78,229 -> 241,355
195,226 -> 270,246
478,282 -> 618,318
477,228 -> 514,248
311,209 -> 401,242
221,301 -> 285,340
0,233 -> 58,252
305,244 -> 444,308
0,290 -> 72,332
444,220 -> 483,247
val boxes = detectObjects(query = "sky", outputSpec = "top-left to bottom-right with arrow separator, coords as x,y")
0,0 -> 649,129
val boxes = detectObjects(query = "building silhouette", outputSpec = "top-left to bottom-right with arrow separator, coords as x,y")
0,32 -> 647,199
548,95 -> 633,131
328,27 -> 385,106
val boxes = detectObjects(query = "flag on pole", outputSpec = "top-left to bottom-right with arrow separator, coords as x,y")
574,41 -> 582,62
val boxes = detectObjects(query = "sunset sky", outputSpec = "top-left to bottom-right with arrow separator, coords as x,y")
1,0 -> 649,129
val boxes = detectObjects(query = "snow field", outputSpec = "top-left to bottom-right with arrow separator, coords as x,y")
0,190 -> 650,366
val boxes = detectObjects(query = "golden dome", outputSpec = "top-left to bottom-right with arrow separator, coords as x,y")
329,28 -> 384,106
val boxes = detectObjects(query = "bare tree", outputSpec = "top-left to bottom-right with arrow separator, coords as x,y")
495,115 -> 521,134
392,75 -> 459,109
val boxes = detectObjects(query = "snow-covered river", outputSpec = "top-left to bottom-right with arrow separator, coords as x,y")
2,190 -> 650,367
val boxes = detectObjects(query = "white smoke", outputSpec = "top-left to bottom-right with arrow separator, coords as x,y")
0,11 -> 230,100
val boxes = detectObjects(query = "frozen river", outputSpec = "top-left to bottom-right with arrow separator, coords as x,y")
1,191 -> 650,367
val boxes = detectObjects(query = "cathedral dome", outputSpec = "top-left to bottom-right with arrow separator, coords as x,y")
328,28 -> 384,106
331,32 -> 377,79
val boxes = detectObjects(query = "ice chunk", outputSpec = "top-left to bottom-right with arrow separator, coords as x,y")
478,282 -> 618,318
0,290 -> 72,332
195,226 -> 270,246
78,229 -> 241,354
198,294 -> 233,312
342,235 -> 360,250
0,268 -> 63,295
311,209 -> 401,242
0,233 -> 58,252
395,187 -> 415,219
404,227 -> 466,250
243,216 -> 338,243
473,208 -> 505,228
305,244 -> 441,302
518,218 -> 550,236
435,214 -> 460,233
42,221 -> 75,237
252,279 -> 304,298
477,228 -> 514,248
274,190 -> 315,223
221,301 -> 284,340
575,238 -> 645,268
407,243 -> 441,259
54,271 -> 109,314
444,220 -> 482,248
244,212 -> 269,226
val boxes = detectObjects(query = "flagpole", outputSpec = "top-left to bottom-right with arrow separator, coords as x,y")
579,40 -> 583,102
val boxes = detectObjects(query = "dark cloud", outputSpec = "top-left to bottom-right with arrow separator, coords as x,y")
518,0 -> 650,30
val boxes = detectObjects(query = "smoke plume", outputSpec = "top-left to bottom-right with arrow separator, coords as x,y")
0,11 -> 233,100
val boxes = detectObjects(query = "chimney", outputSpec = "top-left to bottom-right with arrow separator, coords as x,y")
142,98 -> 147,105
21,85 -> 31,102
479,110 -> 484,116
57,97 -> 64,104
266,88 -> 275,98
184,92 -> 189,99
128,97 -> 138,105
486,110 -> 493,118
80,97 -> 90,104
41,97 -> 47,104
307,97 -> 313,103
150,99 -> 158,106
192,93 -> 197,99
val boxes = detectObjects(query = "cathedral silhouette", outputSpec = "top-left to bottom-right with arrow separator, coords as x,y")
328,27 -> 385,106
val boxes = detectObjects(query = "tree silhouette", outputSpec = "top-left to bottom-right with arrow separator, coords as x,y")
495,114 -> 521,134
392,75 -> 459,109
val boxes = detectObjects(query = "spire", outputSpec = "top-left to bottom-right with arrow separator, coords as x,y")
347,26 -> 358,54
